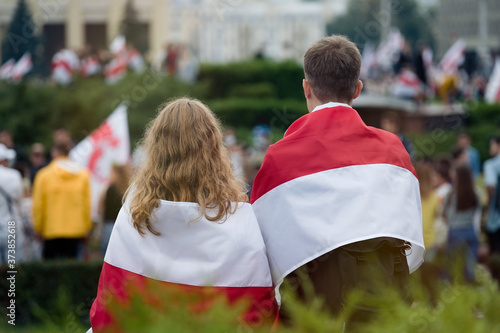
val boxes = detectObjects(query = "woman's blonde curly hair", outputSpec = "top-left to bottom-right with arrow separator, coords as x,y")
126,98 -> 247,236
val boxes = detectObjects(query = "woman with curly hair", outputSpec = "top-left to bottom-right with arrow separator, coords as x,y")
88,98 -> 277,332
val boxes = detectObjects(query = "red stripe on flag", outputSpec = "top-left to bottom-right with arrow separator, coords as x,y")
51,59 -> 73,73
250,106 -> 415,203
90,262 -> 278,332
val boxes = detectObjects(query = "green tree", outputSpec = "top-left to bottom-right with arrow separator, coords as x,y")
327,0 -> 436,51
120,0 -> 148,53
327,0 -> 383,49
1,0 -> 40,68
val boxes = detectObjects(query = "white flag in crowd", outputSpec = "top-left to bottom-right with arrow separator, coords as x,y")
70,104 -> 130,220
360,43 -> 376,78
440,39 -> 466,75
0,59 -> 15,80
105,56 -> 128,84
110,35 -> 126,55
11,52 -> 32,82
485,58 -> 500,104
375,28 -> 404,70
51,49 -> 80,85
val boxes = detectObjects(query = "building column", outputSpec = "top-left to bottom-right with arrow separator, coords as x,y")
150,0 -> 171,61
66,0 -> 84,50
107,0 -> 127,44
478,0 -> 490,72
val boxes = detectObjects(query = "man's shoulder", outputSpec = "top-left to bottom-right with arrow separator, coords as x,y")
0,166 -> 22,183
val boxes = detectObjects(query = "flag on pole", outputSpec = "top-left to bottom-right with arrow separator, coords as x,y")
250,103 -> 425,303
485,58 -> 500,104
11,52 -> 32,82
88,202 -> 277,332
69,104 -> 130,221
375,28 -> 404,70
0,59 -> 15,80
440,39 -> 466,75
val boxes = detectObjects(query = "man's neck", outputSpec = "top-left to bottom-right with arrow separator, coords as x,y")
310,101 -> 353,113
308,99 -> 352,112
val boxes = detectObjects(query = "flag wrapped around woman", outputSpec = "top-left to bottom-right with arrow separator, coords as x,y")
88,98 -> 277,332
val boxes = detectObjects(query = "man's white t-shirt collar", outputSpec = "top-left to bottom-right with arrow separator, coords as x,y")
311,102 -> 352,112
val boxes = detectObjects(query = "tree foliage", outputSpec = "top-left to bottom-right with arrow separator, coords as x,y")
0,0 -> 40,67
120,0 -> 148,53
327,0 -> 436,51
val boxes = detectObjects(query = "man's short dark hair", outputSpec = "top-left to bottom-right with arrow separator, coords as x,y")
303,35 -> 362,103
52,142 -> 71,156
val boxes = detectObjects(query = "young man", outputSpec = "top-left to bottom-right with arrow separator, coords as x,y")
32,142 -> 92,259
250,35 -> 424,321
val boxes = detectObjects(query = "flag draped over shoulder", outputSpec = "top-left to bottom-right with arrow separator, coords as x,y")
70,105 -> 130,221
250,103 -> 424,302
89,201 -> 277,332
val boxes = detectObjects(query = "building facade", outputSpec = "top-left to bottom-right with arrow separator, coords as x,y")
0,0 -> 335,64
437,0 -> 500,58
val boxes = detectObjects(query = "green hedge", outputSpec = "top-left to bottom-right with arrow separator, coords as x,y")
465,102 -> 500,162
198,60 -> 304,100
0,61 -> 306,150
1,61 -> 498,158
207,98 -> 306,129
0,260 -> 102,325
1,260 -> 500,332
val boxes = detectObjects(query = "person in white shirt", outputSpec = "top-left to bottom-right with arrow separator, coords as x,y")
0,144 -> 23,264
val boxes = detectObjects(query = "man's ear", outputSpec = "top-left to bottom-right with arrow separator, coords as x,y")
352,80 -> 363,100
303,79 -> 312,99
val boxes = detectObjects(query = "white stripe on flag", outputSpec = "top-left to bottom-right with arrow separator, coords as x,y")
486,58 -> 500,104
252,163 -> 425,298
105,201 -> 273,287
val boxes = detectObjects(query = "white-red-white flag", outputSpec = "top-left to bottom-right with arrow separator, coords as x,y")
105,56 -> 128,84
375,28 -> 404,70
51,49 -> 80,85
250,102 -> 424,304
88,201 -> 277,332
392,68 -> 423,99
440,39 -> 466,75
69,104 -> 130,220
0,59 -> 15,80
485,58 -> 500,104
11,52 -> 32,81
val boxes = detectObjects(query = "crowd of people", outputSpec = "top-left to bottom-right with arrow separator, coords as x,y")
414,133 -> 500,288
0,127 -> 130,262
1,34 -> 500,331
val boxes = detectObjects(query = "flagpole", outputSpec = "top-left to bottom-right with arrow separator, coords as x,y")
380,0 -> 391,43
478,0 -> 490,74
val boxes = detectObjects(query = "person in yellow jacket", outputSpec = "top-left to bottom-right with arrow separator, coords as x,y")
32,142 -> 92,259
